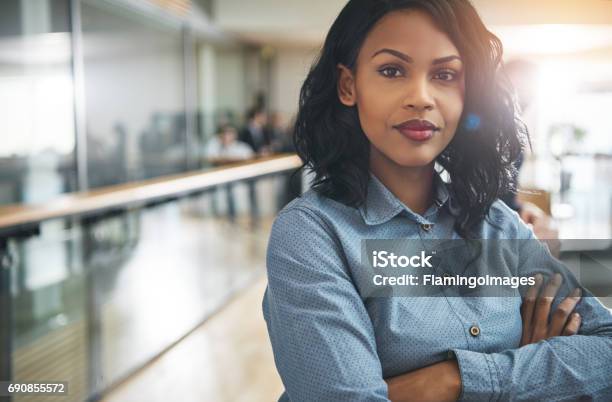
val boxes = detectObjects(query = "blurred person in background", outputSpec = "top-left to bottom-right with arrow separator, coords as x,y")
270,114 -> 303,208
239,108 -> 270,221
268,111 -> 292,153
205,124 -> 254,221
239,107 -> 273,156
502,59 -> 560,255
205,124 -> 254,165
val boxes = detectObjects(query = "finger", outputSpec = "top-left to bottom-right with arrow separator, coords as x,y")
531,273 -> 562,342
548,287 -> 582,337
520,274 -> 543,346
562,313 -> 582,336
540,273 -> 563,298
519,210 -> 533,223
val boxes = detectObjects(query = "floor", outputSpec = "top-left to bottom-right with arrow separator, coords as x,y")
98,274 -> 610,402
100,277 -> 284,402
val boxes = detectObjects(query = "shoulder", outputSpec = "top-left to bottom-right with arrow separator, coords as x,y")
488,199 -> 519,222
269,189 -> 359,248
278,188 -> 356,223
483,199 -> 534,239
267,190 -> 357,279
234,142 -> 254,156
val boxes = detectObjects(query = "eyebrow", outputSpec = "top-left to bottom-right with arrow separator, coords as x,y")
371,48 -> 462,65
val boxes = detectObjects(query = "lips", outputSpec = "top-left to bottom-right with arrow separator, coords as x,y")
394,119 -> 440,142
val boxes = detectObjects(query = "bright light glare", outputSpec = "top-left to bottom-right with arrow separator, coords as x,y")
0,73 -> 76,156
536,61 -> 580,110
533,59 -> 612,155
494,24 -> 612,56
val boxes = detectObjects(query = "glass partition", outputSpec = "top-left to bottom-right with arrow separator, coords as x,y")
81,0 -> 189,186
2,175 -> 287,400
0,0 -> 77,206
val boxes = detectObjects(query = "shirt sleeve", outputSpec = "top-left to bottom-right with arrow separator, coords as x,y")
452,216 -> 612,402
262,206 -> 390,402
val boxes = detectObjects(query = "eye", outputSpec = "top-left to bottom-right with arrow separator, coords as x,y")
378,66 -> 403,78
432,69 -> 458,82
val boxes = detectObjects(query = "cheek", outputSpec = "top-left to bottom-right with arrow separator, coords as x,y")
355,100 -> 382,142
440,87 -> 465,131
354,77 -> 399,137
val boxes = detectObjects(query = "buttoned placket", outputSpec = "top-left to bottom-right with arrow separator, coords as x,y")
417,202 -> 485,355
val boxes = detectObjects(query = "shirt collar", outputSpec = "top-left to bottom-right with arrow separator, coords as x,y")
358,172 -> 455,225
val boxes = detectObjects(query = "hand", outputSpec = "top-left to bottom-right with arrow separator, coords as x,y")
386,360 -> 461,402
520,273 -> 582,346
519,202 -> 561,257
519,201 -> 546,225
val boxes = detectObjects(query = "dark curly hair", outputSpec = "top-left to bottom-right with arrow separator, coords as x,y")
293,0 -> 527,238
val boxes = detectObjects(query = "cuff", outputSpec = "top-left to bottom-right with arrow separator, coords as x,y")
451,349 -> 501,402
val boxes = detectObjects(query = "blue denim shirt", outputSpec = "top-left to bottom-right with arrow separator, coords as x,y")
263,174 -> 612,401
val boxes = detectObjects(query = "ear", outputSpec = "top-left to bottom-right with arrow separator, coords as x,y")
337,64 -> 356,106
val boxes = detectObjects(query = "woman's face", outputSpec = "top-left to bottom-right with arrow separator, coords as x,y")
338,9 -> 465,170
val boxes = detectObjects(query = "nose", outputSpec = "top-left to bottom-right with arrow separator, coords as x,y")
402,77 -> 434,112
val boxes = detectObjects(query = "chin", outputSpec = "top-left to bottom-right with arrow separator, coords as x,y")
388,151 -> 438,168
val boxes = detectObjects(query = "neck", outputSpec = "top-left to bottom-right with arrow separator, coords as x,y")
369,149 -> 435,216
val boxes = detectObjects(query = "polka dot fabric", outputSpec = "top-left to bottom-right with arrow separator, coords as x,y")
263,174 -> 612,401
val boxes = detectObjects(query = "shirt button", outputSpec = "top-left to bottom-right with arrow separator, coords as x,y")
469,325 -> 481,337
421,223 -> 433,232
447,350 -> 455,360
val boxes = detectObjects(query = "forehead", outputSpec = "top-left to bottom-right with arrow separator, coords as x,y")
359,9 -> 459,61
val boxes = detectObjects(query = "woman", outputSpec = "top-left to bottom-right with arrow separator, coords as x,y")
263,1 -> 612,401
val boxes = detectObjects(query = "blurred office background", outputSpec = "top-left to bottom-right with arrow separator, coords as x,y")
0,1 -> 611,401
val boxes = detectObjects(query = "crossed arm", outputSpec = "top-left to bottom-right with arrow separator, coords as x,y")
385,273 -> 585,402
264,208 -> 612,402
